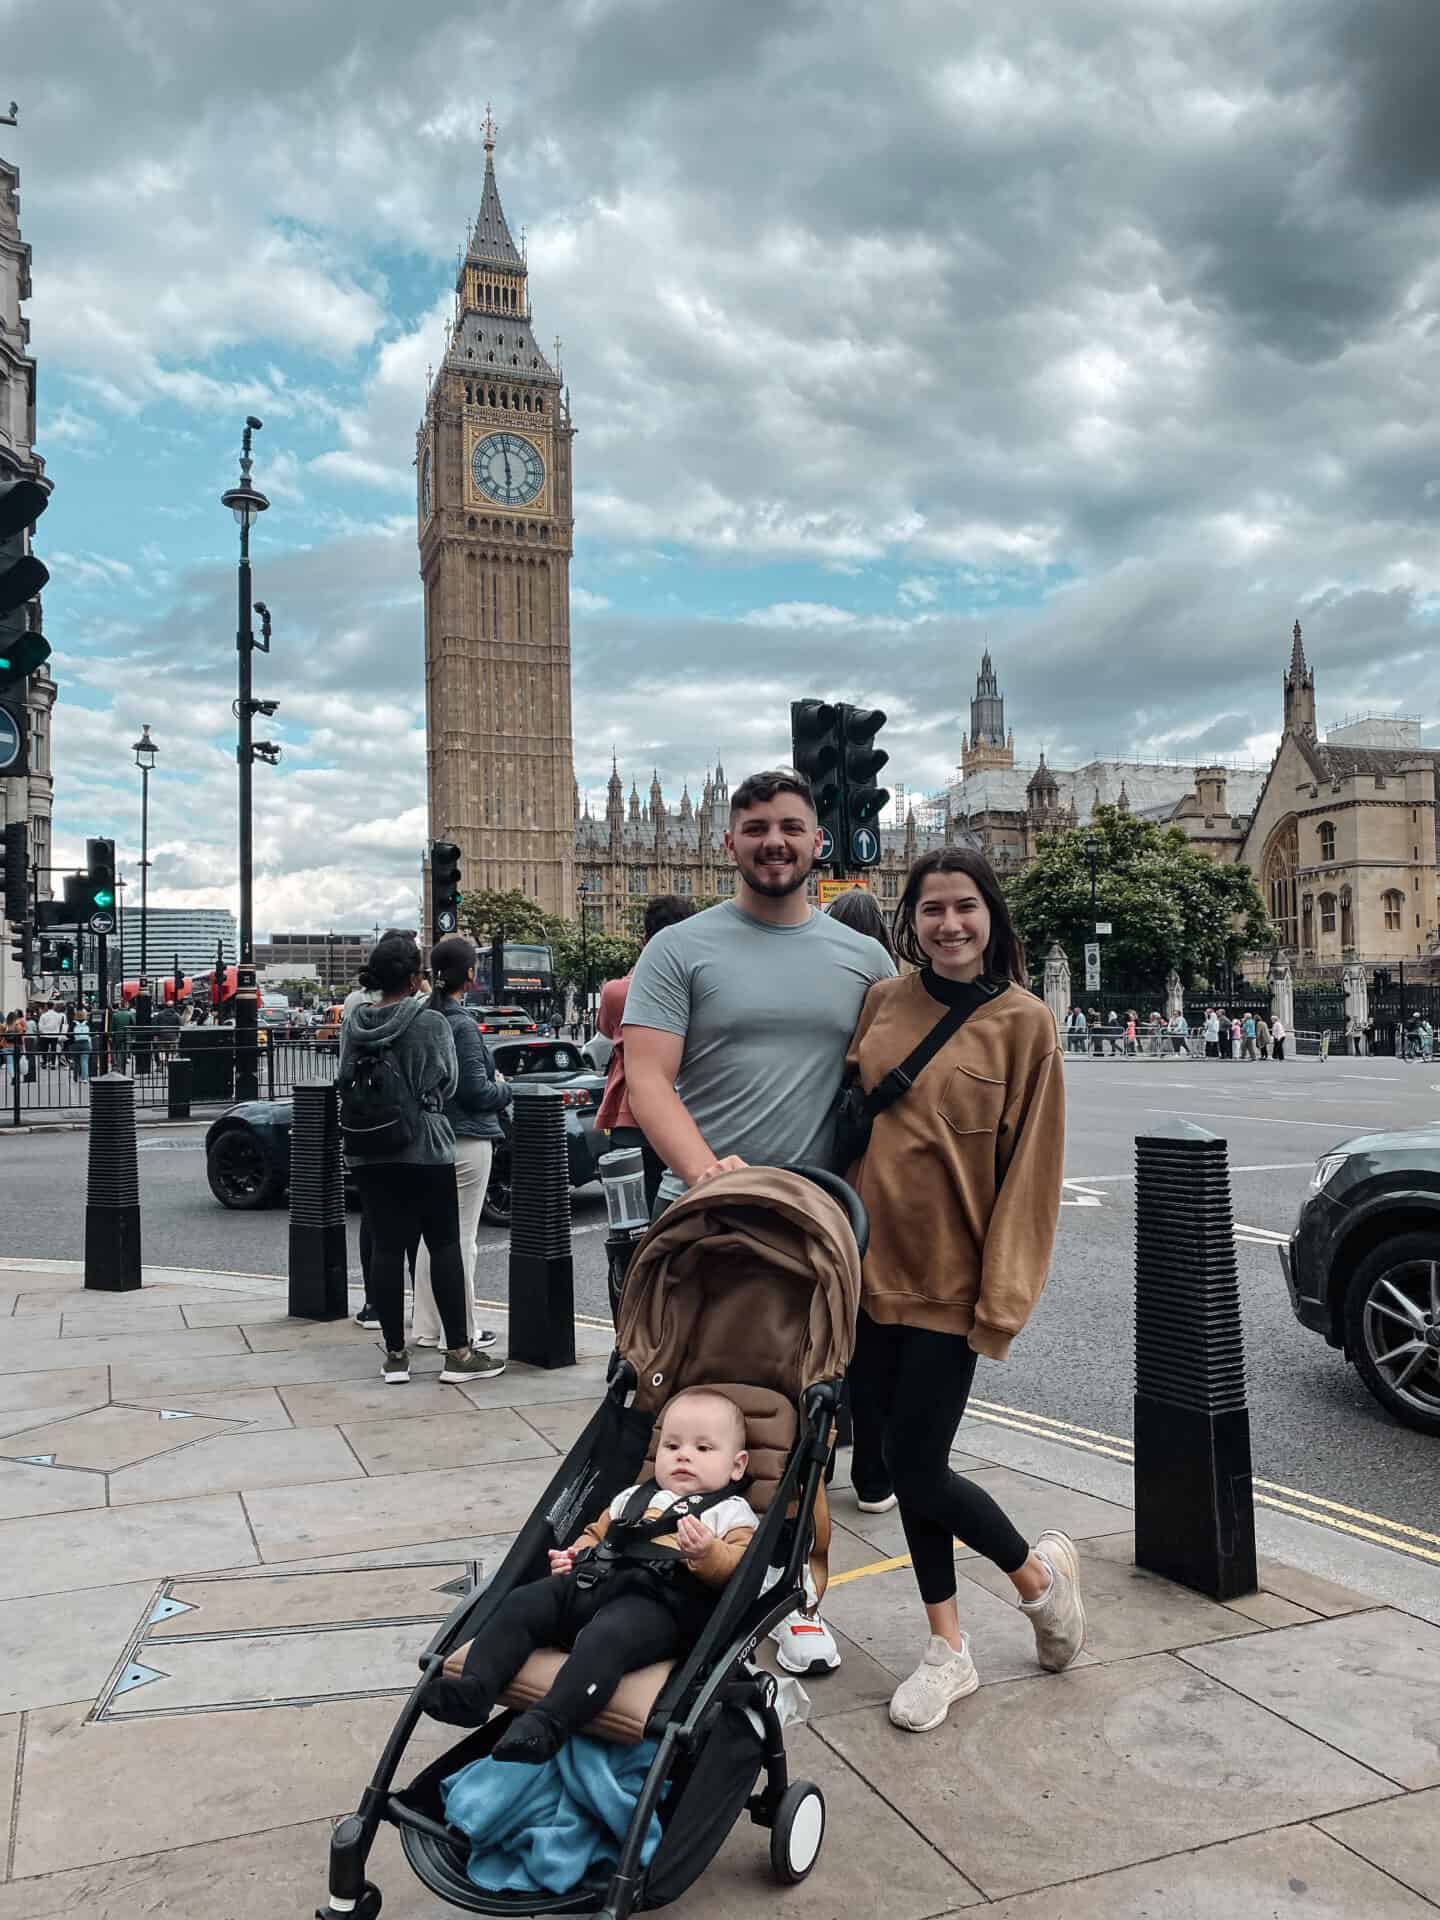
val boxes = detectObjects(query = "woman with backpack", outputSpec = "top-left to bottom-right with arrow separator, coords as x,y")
338,932 -> 495,1386
410,935 -> 511,1364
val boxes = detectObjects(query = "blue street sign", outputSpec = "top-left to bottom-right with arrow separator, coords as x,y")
0,705 -> 19,772
818,826 -> 835,864
850,825 -> 880,866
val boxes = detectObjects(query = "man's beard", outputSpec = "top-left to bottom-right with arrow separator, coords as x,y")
738,846 -> 813,898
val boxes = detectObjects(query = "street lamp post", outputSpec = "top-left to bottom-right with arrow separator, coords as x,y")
221,418 -> 272,1102
577,879 -> 591,1034
132,724 -> 158,988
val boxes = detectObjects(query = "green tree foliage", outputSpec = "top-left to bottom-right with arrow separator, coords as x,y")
1004,806 -> 1273,988
457,888 -> 550,945
543,915 -> 640,993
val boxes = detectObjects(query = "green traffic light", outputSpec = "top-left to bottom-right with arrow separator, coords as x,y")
93,888 -> 115,907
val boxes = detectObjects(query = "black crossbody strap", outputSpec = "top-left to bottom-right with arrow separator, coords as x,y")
865,981 -> 1002,1120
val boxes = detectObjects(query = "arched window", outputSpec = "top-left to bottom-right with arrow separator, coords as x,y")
1339,885 -> 1353,949
1318,820 -> 1336,862
1262,817 -> 1300,949
1302,893 -> 1314,950
1319,892 -> 1337,935
1383,890 -> 1404,930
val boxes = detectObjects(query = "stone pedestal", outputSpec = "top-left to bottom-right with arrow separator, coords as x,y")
1269,951 -> 1294,1036
1341,959 -> 1368,1056
1043,942 -> 1071,1036
1164,971 -> 1184,1020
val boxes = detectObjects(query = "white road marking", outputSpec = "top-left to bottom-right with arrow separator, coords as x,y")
1060,1181 -> 1104,1208
1143,1108 -> 1377,1130
1234,1224 -> 1289,1244
1067,1162 -> 1314,1183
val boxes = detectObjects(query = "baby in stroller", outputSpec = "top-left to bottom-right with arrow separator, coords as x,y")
426,1387 -> 761,1762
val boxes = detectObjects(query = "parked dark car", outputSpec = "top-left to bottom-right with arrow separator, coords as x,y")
204,1037 -> 608,1227
1281,1125 -> 1440,1435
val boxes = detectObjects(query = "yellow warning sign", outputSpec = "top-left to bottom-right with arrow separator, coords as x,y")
819,878 -> 871,903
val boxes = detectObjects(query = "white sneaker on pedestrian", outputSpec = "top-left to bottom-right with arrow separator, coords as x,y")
771,1609 -> 841,1675
381,1347 -> 410,1385
888,1633 -> 979,1732
1021,1530 -> 1086,1671
855,1491 -> 898,1514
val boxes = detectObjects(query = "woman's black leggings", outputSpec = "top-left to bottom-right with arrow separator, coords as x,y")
849,1312 -> 1029,1604
352,1161 -> 469,1354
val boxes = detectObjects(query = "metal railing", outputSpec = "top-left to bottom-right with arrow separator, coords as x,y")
2,1027 -> 334,1126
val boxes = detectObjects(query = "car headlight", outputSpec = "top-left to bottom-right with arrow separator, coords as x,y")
1310,1153 -> 1349,1192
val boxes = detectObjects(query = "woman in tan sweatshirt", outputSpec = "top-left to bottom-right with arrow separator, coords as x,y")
845,848 -> 1085,1733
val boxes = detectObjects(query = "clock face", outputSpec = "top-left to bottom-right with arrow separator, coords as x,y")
420,448 -> 432,518
471,431 -> 545,508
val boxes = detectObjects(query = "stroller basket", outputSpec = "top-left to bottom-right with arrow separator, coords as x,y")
318,1165 -> 864,1920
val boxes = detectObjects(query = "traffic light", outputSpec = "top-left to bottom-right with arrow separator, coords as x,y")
84,837 -> 117,930
174,957 -> 185,995
430,840 -> 462,938
1,819 -> 26,921
38,934 -> 57,971
0,477 -> 51,694
789,700 -> 844,864
56,939 -> 75,975
9,921 -> 32,976
839,705 -> 890,868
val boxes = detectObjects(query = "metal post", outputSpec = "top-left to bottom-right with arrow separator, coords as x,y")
507,1083 -> 575,1367
97,932 -> 110,1072
288,1080 -> 347,1319
139,760 -> 149,982
235,502 -> 258,1100
167,1055 -> 192,1119
85,1073 -> 142,1291
1133,1117 -> 1257,1599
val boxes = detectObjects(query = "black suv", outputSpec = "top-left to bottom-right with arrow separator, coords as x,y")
1282,1125 -> 1440,1435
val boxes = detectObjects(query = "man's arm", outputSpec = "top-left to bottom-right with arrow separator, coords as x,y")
624,1024 -> 744,1189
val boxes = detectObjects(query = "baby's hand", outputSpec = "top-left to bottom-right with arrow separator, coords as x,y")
675,1514 -> 712,1561
548,1547 -> 576,1575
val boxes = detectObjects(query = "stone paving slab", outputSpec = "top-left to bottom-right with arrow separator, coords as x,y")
1256,1556 -> 1380,1617
815,1651 -> 1400,1900
242,1457 -> 560,1563
59,1303 -> 189,1336
1224,1590 -> 1323,1628
982,1823 -> 1439,1918
105,1620 -> 427,1715
234,1532 -> 511,1578
122,1385 -> 296,1430
108,1424 -> 365,1506
0,1457 -> 107,1521
109,1341 -> 390,1400
0,1580 -> 156,1715
0,1404 -> 237,1470
338,1404 -> 558,1477
237,1316 -> 379,1352
0,1364 -> 108,1421
1318,1784 -> 1440,1908
0,1493 -> 257,1603
1182,1607 -> 1440,1790
153,1564 -> 469,1636
9,1695 -> 452,1878
178,1297 -> 309,1328
0,1325 -> 251,1374
276,1374 -> 476,1425
512,1394 -> 606,1451
456,1355 -> 614,1411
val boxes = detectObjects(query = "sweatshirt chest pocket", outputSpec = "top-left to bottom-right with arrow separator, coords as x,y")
938,1064 -> 1007,1139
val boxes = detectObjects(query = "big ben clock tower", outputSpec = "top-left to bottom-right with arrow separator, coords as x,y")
419,113 -> 576,918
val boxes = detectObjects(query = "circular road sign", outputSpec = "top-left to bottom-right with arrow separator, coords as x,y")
435,908 -> 458,934
817,826 -> 835,864
850,825 -> 880,866
0,706 -> 20,772
89,911 -> 116,936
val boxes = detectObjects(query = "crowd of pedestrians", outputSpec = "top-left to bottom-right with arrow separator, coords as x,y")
1061,1002 -> 1288,1061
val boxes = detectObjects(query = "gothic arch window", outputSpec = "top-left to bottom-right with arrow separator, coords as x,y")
1339,885 -> 1353,949
536,398 -> 544,414
512,355 -> 519,365
1262,816 -> 1300,949
467,516 -> 476,531
1318,820 -> 1336,862
1319,892 -> 1337,935
1384,891 -> 1404,930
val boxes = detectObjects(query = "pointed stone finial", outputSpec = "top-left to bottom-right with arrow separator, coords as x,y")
483,102 -> 498,151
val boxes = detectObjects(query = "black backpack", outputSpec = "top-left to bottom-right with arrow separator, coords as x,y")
337,1030 -> 424,1158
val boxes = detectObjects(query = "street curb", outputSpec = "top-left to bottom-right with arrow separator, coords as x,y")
0,1112 -> 221,1137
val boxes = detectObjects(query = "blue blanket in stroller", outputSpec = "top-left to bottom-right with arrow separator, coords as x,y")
441,1735 -> 664,1895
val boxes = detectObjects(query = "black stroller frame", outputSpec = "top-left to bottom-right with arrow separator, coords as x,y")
318,1354 -> 843,1920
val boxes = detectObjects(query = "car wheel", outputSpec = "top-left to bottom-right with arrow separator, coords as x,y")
206,1130 -> 284,1211
1344,1233 -> 1440,1436
481,1150 -> 512,1228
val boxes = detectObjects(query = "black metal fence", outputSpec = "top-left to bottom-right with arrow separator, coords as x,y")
2,1028 -> 331,1127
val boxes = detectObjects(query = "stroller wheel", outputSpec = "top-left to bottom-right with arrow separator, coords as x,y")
769,1781 -> 825,1885
316,1883 -> 380,1920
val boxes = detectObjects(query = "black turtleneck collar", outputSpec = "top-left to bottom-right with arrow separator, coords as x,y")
920,966 -> 1008,1010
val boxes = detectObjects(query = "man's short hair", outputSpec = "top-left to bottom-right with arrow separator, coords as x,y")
729,769 -> 816,818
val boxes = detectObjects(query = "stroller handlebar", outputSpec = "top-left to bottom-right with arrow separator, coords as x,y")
777,1163 -> 869,1261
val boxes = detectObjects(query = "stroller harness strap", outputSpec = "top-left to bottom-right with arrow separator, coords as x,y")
573,1480 -> 739,1588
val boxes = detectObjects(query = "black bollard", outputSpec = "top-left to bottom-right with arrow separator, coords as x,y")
287,1080 -> 348,1319
508,1084 -> 575,1368
85,1073 -> 142,1292
1133,1118 -> 1257,1599
167,1056 -> 193,1120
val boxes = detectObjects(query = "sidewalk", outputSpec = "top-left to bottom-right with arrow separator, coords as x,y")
0,1254 -> 1436,1918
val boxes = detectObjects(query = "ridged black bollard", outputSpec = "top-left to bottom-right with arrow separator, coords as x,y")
1133,1118 -> 1257,1599
167,1056 -> 193,1120
85,1074 -> 142,1292
508,1084 -> 575,1368
288,1081 -> 348,1319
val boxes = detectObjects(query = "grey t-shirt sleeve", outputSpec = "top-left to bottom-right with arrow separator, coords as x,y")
623,930 -> 692,1039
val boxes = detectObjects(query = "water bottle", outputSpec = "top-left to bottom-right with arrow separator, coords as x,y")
598,1146 -> 648,1231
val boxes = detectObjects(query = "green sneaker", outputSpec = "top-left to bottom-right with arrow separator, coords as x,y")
382,1347 -> 410,1384
440,1347 -> 508,1384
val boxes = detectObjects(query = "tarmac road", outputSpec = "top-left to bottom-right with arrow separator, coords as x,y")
2,1052 -> 1436,1544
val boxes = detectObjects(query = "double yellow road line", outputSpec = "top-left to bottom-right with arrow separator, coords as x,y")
965,1396 -> 1440,1568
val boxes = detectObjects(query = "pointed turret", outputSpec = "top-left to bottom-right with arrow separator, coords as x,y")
606,754 -> 624,823
1117,780 -> 1131,815
1283,617 -> 1316,738
904,805 -> 918,860
629,781 -> 642,825
463,109 -> 525,276
679,783 -> 693,824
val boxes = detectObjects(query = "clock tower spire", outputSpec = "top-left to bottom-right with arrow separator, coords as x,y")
419,115 -> 576,917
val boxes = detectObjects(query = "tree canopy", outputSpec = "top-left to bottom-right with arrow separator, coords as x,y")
543,916 -> 640,994
1003,806 -> 1273,988
457,888 -> 550,945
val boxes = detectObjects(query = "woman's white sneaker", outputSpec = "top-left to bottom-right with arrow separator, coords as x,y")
770,1610 -> 841,1675
1020,1530 -> 1086,1670
888,1633 -> 979,1731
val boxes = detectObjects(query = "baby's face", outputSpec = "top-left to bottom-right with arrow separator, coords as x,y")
655,1396 -> 747,1495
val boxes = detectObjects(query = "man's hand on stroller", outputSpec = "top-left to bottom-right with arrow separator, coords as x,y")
548,1546 -> 577,1575
690,1155 -> 748,1189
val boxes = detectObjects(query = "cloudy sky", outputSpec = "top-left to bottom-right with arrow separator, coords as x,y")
10,0 -> 1440,932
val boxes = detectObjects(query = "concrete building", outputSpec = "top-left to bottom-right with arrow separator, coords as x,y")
1241,622 -> 1440,965
0,140 -> 57,1012
118,907 -> 236,984
254,930 -> 373,990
